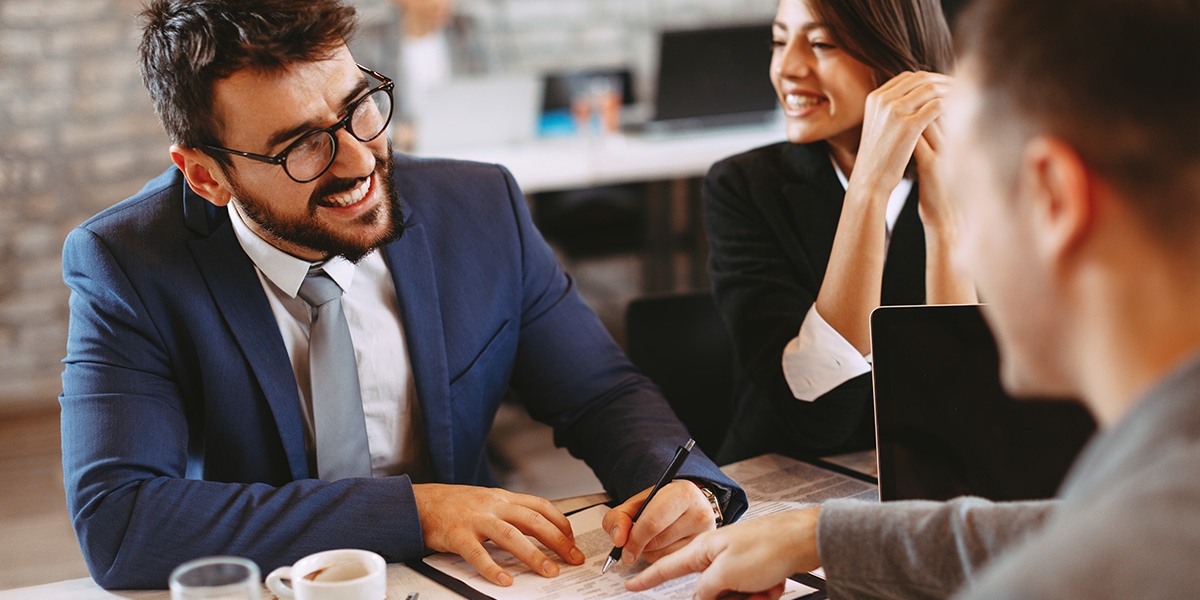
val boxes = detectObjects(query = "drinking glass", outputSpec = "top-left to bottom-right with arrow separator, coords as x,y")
169,556 -> 262,600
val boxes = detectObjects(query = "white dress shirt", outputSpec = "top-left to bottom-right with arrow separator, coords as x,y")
782,157 -> 912,401
228,204 -> 431,481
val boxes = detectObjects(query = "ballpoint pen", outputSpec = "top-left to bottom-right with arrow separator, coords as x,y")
602,438 -> 696,573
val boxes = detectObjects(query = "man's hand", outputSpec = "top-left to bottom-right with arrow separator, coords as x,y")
601,480 -> 718,565
624,507 -> 822,600
412,484 -> 586,586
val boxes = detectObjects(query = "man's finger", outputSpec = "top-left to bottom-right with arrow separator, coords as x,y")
508,493 -> 575,543
624,481 -> 708,561
602,489 -> 649,547
640,536 -> 696,564
504,504 -> 585,566
624,539 -> 712,591
484,519 -> 560,578
450,531 -> 513,587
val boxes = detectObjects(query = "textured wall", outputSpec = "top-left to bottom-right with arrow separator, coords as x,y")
0,0 -> 777,414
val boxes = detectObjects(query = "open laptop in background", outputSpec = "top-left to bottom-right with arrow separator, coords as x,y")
638,23 -> 780,135
411,75 -> 543,154
870,304 -> 1097,502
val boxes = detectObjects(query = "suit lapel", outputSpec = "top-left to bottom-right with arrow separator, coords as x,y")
382,225 -> 454,482
186,192 -> 310,482
779,143 -> 845,284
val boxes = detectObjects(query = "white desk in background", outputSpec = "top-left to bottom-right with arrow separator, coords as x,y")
417,121 -> 786,195
418,121 -> 787,292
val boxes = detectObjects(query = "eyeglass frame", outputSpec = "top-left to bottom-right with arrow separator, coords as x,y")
200,64 -> 395,184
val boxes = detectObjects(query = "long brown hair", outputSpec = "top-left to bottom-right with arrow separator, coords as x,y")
807,0 -> 953,85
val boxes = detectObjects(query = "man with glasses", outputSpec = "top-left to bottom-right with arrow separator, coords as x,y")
60,0 -> 743,589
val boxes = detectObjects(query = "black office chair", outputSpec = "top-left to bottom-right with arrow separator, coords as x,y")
624,292 -> 735,457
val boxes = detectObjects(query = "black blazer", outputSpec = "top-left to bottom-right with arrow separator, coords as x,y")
704,141 -> 926,463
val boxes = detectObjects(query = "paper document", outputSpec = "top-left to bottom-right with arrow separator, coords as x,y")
423,504 -> 817,599
723,453 -> 878,506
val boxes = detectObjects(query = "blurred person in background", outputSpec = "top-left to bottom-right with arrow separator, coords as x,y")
388,0 -> 490,150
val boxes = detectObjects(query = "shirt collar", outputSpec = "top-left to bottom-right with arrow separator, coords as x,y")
227,202 -> 359,297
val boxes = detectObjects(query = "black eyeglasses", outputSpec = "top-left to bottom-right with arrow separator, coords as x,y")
202,64 -> 394,183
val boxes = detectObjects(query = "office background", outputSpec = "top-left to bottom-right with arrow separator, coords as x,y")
0,0 -> 970,589
0,0 -> 787,417
0,0 -> 785,589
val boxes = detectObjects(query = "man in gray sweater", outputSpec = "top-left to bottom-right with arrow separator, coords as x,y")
626,0 -> 1200,598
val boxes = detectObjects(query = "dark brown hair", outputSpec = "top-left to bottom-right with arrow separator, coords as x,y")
807,0 -> 954,84
956,0 -> 1200,244
138,0 -> 358,155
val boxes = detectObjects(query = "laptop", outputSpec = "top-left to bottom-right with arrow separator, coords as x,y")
640,23 -> 780,134
870,304 -> 1096,502
412,75 -> 543,154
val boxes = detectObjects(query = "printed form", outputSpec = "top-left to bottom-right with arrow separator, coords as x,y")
423,454 -> 877,598
424,503 -> 817,599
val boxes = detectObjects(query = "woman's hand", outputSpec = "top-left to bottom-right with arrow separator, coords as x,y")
914,103 -> 978,304
850,71 -> 952,198
817,71 -> 952,353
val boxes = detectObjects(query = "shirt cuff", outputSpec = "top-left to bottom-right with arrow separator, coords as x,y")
782,305 -> 872,401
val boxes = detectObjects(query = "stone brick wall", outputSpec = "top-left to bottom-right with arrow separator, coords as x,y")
0,0 -> 777,414
0,0 -> 169,414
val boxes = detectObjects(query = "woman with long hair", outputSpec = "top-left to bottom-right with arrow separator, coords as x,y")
707,0 -> 975,463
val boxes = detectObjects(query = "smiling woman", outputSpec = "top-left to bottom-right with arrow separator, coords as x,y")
704,0 -> 976,464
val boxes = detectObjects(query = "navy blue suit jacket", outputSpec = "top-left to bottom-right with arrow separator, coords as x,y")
61,154 -> 745,589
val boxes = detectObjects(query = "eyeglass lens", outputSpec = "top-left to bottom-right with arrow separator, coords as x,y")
285,88 -> 393,182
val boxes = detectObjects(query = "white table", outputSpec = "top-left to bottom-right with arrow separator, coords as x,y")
419,120 -> 786,195
422,121 -> 787,292
0,452 -> 875,600
0,494 -> 611,600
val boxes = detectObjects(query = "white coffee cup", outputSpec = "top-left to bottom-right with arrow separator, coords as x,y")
265,549 -> 386,600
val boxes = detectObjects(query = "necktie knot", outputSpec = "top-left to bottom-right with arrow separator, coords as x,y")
298,270 -> 343,307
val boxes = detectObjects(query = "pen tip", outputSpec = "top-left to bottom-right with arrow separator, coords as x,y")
602,556 -> 615,573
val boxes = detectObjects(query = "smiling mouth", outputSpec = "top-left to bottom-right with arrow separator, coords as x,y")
319,177 -> 371,208
784,94 -> 825,111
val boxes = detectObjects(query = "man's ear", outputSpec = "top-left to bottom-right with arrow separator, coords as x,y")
1020,136 -> 1095,267
170,145 -> 234,207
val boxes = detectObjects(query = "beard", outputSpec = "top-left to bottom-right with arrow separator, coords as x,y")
228,144 -> 404,264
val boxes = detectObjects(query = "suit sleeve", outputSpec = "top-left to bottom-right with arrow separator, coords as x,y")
488,165 -> 748,521
704,155 -> 874,451
817,497 -> 1056,600
60,226 -> 425,589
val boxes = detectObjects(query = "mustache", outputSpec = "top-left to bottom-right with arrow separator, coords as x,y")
306,148 -> 392,210
309,176 -> 366,208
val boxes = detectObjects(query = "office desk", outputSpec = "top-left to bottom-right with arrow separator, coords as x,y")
0,494 -> 612,600
2,454 -> 869,600
419,122 -> 786,195
420,122 -> 787,292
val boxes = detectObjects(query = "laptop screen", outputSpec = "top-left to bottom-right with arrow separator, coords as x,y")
870,305 -> 1096,502
652,24 -> 778,126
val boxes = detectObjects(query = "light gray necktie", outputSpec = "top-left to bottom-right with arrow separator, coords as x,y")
297,269 -> 372,480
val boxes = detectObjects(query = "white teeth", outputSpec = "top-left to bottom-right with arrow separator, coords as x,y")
325,178 -> 370,207
786,94 -> 823,110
